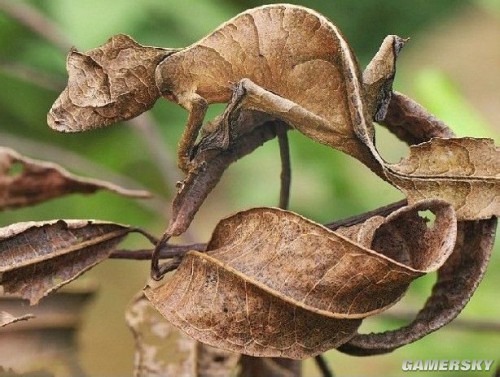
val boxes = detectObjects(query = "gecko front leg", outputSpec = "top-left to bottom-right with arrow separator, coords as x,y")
175,93 -> 208,174
195,83 -> 249,154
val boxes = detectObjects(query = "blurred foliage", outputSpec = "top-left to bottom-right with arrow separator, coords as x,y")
413,68 -> 497,139
0,0 -> 498,376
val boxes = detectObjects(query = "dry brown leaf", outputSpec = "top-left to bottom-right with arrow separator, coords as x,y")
48,34 -> 176,132
0,220 -> 140,304
0,147 -> 150,210
206,201 -> 456,317
335,215 -> 386,248
385,138 -> 499,220
145,200 -> 456,358
379,92 -> 455,145
338,217 -> 497,355
145,253 -> 361,359
0,311 -> 33,328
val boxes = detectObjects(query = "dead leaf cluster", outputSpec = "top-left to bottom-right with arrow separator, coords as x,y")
0,3 -> 498,377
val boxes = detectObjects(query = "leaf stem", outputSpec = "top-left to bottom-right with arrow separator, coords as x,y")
110,243 -> 205,260
314,355 -> 334,377
277,123 -> 291,210
325,199 -> 407,230
112,199 -> 409,262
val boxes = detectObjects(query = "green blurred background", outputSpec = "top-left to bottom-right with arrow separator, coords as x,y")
0,0 -> 498,376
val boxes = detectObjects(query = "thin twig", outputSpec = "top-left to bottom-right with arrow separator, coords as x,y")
277,123 -> 291,210
325,199 -> 407,230
110,243 -> 205,260
110,199 -> 412,262
151,233 -> 173,279
109,249 -> 155,260
314,355 -> 334,377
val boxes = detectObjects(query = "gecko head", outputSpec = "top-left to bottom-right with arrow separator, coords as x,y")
155,53 -> 188,105
48,34 -> 178,132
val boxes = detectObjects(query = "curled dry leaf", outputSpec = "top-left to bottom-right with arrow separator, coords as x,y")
0,220 -> 143,304
145,200 -> 456,358
206,201 -> 456,317
338,217 -> 497,355
386,138 -> 499,220
334,215 -> 386,248
379,92 -> 455,145
352,41 -> 498,221
48,34 -> 176,132
360,91 -> 498,221
0,147 -> 150,210
145,252 -> 362,359
0,311 -> 33,328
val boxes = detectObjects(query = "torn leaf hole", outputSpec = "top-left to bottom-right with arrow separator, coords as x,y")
418,210 -> 436,228
7,162 -> 24,178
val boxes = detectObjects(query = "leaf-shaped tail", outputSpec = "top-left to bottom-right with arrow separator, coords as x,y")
385,138 -> 499,220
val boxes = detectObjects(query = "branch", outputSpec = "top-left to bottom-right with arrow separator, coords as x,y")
110,243 -> 206,260
314,355 -> 334,377
111,198 -> 412,262
277,123 -> 291,210
325,199 -> 407,230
